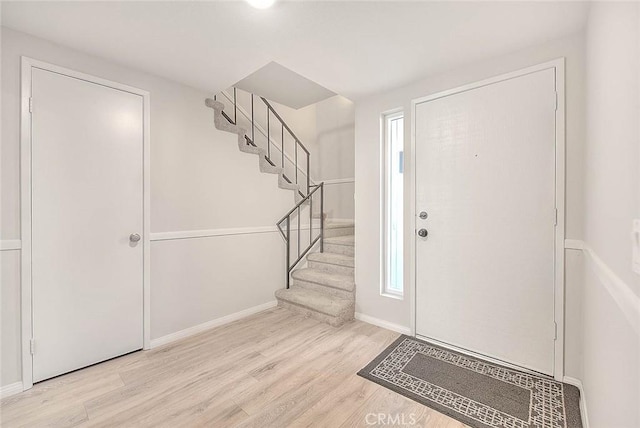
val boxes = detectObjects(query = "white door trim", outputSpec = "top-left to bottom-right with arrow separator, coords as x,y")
408,58 -> 566,381
20,57 -> 151,391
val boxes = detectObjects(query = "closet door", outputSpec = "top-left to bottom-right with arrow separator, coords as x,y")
31,67 -> 144,382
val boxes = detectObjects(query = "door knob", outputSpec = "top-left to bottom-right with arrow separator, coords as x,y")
129,233 -> 141,243
417,229 -> 428,237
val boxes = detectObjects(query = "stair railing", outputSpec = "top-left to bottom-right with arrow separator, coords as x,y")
276,182 -> 324,289
214,87 -> 324,288
215,88 -> 311,197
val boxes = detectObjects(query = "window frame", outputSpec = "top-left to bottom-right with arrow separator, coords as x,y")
381,110 -> 405,298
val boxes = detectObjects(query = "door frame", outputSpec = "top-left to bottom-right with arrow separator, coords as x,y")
20,57 -> 151,390
408,58 -> 566,381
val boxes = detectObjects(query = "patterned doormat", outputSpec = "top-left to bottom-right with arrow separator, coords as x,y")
358,335 -> 582,428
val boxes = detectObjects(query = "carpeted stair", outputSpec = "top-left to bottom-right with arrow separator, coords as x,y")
275,220 -> 355,327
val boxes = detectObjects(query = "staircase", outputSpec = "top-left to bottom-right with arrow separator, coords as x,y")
205,88 -> 355,327
204,96 -> 305,200
276,221 -> 355,327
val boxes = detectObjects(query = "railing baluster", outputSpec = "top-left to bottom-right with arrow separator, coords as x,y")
267,108 -> 270,157
233,87 -> 237,125
309,193 -> 313,246
320,183 -> 324,253
295,141 -> 298,185
276,184 -> 324,279
286,217 -> 291,289
281,124 -> 285,168
306,153 -> 310,196
251,94 -> 254,145
297,206 -> 301,258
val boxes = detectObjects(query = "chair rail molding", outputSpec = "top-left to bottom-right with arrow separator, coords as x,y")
150,226 -> 279,242
321,177 -> 355,185
0,240 -> 22,251
564,239 -> 584,250
565,238 -> 639,335
582,243 -> 640,335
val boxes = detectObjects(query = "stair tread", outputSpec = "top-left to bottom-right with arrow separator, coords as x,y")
292,268 -> 354,291
307,252 -> 354,268
324,235 -> 355,246
275,288 -> 352,317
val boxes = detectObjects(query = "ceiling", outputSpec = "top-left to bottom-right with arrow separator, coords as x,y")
235,61 -> 336,108
1,1 -> 589,101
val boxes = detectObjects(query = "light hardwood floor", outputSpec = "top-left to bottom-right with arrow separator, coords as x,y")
1,307 -> 466,427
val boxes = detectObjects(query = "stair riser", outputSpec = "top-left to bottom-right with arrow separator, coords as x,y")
324,243 -> 355,257
259,160 -> 282,174
308,260 -> 354,277
292,280 -> 355,301
324,227 -> 355,238
276,300 -> 353,327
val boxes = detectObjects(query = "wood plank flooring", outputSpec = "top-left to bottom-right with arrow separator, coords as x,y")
1,307 -> 466,427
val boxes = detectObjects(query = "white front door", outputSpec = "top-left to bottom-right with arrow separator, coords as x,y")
31,67 -> 144,382
414,68 -> 557,375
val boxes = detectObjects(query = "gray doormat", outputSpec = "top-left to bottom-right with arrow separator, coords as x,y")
358,335 -> 582,428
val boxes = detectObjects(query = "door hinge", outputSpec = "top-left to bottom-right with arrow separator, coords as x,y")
28,97 -> 33,113
553,322 -> 558,340
30,339 -> 35,355
554,91 -> 558,111
554,208 -> 558,226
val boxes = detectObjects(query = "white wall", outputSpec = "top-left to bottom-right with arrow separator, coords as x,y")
0,27 -> 295,387
216,89 -> 355,221
0,250 -> 21,388
582,2 -> 640,426
313,95 -> 355,220
354,33 -> 586,375
254,94 -> 356,221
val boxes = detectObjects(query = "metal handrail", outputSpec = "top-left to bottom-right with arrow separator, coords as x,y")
277,182 -> 323,229
216,87 -> 312,196
260,97 -> 310,154
217,90 -> 314,187
260,96 -> 310,195
276,182 -> 324,289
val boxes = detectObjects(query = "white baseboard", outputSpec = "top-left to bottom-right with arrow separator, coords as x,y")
563,376 -> 590,428
1,381 -> 24,399
355,312 -> 411,335
150,300 -> 277,349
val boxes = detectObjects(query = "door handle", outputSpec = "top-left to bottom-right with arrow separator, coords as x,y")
129,233 -> 141,243
417,229 -> 428,238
